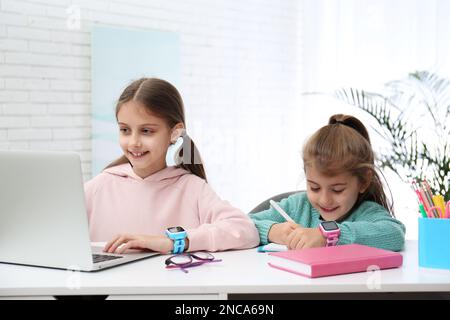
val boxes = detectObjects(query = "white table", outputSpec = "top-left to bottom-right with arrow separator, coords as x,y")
1,240 -> 450,299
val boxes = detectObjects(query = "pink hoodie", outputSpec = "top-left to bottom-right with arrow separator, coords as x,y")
84,163 -> 259,252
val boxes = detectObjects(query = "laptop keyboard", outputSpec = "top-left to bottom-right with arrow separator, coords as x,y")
92,254 -> 123,264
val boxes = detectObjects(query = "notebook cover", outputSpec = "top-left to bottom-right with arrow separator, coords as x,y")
268,244 -> 403,278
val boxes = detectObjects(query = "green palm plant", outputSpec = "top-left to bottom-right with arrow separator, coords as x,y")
333,71 -> 450,199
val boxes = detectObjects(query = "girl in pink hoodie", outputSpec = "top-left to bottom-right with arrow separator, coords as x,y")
85,78 -> 259,254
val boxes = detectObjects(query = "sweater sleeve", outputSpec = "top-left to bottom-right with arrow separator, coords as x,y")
84,178 -> 96,221
249,195 -> 300,245
185,182 -> 260,252
83,174 -> 107,226
337,204 -> 406,252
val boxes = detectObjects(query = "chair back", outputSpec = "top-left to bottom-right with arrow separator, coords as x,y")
249,190 -> 303,214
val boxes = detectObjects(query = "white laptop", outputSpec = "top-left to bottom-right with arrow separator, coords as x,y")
0,150 -> 159,272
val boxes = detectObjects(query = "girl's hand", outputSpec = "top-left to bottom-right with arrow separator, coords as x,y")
104,234 -> 174,254
268,222 -> 300,244
286,227 -> 327,250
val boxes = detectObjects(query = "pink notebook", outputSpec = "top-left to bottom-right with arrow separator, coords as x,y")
268,244 -> 403,278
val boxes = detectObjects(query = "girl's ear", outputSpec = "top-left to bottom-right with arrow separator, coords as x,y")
170,123 -> 185,143
359,169 -> 373,194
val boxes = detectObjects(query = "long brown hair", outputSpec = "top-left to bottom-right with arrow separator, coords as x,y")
104,78 -> 207,181
302,114 -> 394,216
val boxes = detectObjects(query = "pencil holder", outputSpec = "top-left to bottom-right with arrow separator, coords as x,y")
418,217 -> 450,270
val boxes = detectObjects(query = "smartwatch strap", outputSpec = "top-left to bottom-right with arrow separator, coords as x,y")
172,238 -> 185,254
325,232 -> 340,247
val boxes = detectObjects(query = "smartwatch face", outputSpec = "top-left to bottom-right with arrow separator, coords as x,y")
321,221 -> 339,231
168,226 -> 185,233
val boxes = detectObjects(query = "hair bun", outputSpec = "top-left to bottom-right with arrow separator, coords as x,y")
328,114 -> 371,144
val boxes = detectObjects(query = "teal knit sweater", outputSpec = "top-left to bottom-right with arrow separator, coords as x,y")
250,192 -> 405,251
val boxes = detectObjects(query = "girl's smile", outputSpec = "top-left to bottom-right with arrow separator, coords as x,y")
319,205 -> 340,213
128,150 -> 150,159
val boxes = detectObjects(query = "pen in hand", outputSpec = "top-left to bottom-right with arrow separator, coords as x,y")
269,200 -> 295,223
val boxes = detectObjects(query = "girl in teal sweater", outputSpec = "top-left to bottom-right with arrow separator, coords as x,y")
251,114 -> 405,252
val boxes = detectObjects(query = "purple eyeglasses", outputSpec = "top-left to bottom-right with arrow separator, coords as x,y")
165,252 -> 222,273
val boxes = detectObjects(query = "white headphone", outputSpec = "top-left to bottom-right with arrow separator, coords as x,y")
165,129 -> 185,167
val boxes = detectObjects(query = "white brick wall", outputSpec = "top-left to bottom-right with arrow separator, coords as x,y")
1,0 -> 302,211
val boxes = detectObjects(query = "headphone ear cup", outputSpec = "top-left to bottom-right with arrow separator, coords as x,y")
165,136 -> 184,166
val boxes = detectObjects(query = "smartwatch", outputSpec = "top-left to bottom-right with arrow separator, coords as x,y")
165,226 -> 187,254
319,221 -> 341,247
